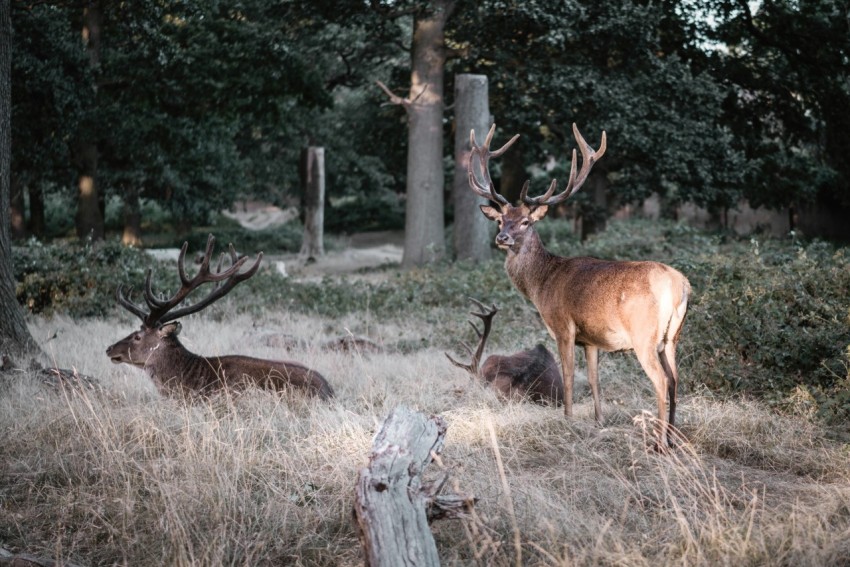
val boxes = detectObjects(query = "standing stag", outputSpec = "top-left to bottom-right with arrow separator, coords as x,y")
468,124 -> 690,448
445,298 -> 564,404
106,235 -> 334,399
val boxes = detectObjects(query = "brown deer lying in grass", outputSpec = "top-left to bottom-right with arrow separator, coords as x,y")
468,124 -> 690,448
106,235 -> 334,399
446,298 -> 564,404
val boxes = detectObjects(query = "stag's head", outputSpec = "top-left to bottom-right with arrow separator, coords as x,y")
106,235 -> 262,369
468,124 -> 606,251
107,322 -> 182,368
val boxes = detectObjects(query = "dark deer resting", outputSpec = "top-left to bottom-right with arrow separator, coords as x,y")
446,298 -> 564,405
468,124 -> 690,449
106,235 -> 333,399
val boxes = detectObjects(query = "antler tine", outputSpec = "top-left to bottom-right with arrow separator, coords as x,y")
444,297 -> 500,377
467,124 -> 519,206
129,234 -> 264,328
521,123 -> 606,207
467,296 -> 498,319
444,351 -> 475,374
159,250 -> 263,324
115,285 -> 148,322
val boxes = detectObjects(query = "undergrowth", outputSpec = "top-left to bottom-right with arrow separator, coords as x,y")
11,219 -> 850,425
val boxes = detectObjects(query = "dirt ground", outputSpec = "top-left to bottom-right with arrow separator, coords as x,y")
223,201 -> 404,281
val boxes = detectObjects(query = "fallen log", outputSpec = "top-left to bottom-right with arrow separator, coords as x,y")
354,405 -> 473,566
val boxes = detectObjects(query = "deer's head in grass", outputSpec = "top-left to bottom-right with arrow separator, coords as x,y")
468,124 -> 690,450
106,235 -> 334,400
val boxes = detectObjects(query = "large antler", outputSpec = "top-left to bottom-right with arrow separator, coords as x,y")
468,124 -> 520,206
445,298 -> 498,377
116,234 -> 263,328
521,123 -> 607,207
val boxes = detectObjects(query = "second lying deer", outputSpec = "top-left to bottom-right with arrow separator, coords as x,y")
106,235 -> 334,400
445,298 -> 564,405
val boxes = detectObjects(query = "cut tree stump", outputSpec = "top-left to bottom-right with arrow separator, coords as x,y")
354,405 -> 474,566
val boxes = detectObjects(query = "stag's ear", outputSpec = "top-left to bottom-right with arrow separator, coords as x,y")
480,204 -> 502,221
158,321 -> 182,337
529,205 -> 549,222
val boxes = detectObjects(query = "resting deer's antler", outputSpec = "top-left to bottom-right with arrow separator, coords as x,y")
445,298 -> 498,377
116,234 -> 263,328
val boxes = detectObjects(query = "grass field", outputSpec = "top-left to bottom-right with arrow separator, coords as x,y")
2,220 -> 849,566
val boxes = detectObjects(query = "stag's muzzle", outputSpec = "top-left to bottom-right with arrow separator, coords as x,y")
495,232 -> 515,249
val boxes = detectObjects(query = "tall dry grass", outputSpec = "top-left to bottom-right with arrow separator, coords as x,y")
1,309 -> 849,566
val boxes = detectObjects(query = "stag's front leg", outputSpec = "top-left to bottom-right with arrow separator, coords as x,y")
556,331 -> 577,418
585,345 -> 603,424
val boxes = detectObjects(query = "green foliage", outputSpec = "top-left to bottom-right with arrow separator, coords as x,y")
12,239 -> 175,318
11,2 -> 88,189
325,191 -> 405,233
700,0 -> 850,211
448,0 -> 745,212
680,236 -> 850,420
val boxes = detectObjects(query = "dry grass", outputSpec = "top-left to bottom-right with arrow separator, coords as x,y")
1,309 -> 849,566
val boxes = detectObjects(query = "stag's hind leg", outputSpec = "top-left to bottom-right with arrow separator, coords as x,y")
659,341 -> 679,430
633,340 -> 673,450
585,345 -> 603,423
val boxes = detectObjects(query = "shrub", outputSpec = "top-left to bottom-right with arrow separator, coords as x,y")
13,238 -> 177,318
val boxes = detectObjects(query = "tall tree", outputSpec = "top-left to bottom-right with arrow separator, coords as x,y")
379,0 -> 455,267
74,0 -> 104,240
452,73 -> 492,262
702,0 -> 850,227
1,0 -> 39,359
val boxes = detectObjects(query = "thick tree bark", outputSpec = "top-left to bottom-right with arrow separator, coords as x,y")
401,1 -> 454,268
0,0 -> 39,359
354,405 -> 473,567
74,1 -> 104,241
452,74 -> 492,262
299,147 -> 325,259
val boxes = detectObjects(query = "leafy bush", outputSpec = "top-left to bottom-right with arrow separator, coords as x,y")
13,238 -> 177,318
679,237 -> 850,420
176,223 -> 306,255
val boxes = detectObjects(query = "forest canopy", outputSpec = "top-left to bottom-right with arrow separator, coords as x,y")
10,0 -> 850,241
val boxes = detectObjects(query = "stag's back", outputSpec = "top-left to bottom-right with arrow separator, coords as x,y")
481,344 -> 564,405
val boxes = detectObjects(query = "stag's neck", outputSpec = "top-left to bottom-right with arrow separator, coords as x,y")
143,338 -> 211,391
504,229 -> 559,303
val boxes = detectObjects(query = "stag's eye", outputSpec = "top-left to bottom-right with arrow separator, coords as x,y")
521,219 -> 530,227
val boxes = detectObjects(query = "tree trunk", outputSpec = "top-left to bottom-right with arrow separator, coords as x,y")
401,1 -> 454,268
0,0 -> 39,360
354,405 -> 473,566
9,175 -> 25,239
578,167 -> 609,240
122,186 -> 142,247
74,1 -> 104,241
27,183 -> 44,237
299,147 -> 325,259
452,74 -> 492,262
